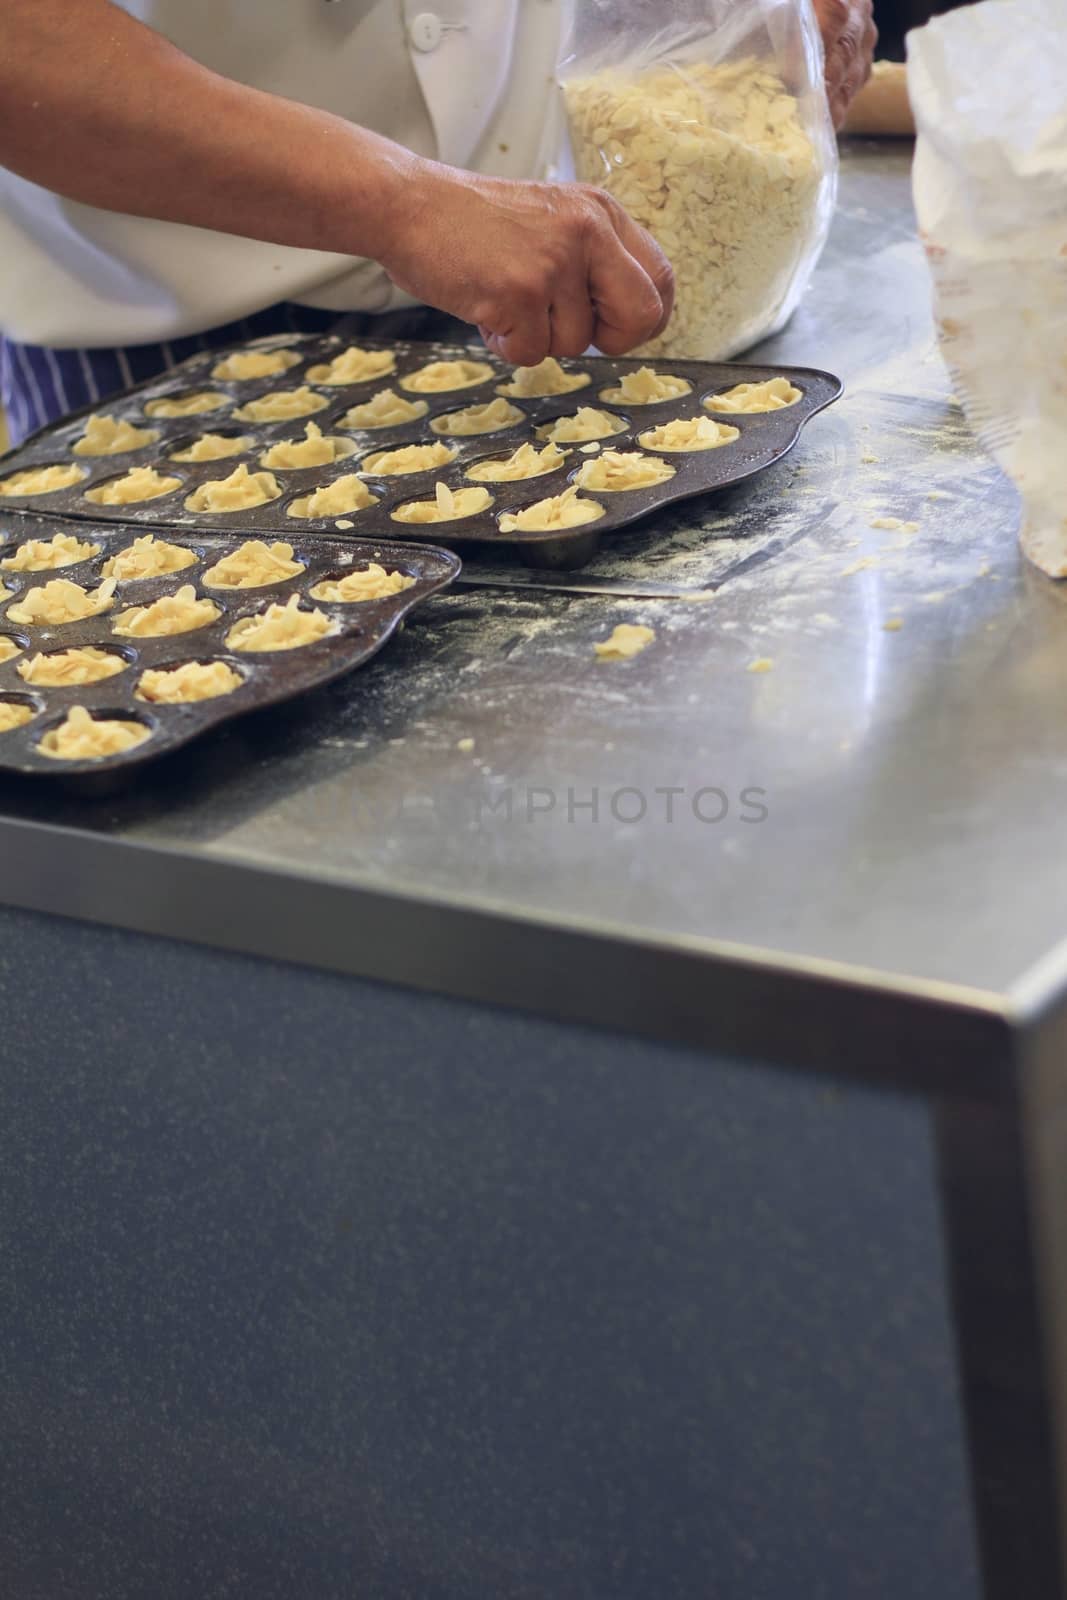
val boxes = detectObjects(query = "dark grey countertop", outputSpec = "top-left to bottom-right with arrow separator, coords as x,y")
1,143 -> 1058,1087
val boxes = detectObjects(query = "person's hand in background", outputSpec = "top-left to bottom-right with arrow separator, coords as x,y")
812,0 -> 878,127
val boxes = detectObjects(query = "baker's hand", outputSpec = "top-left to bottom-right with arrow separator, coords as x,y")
379,162 -> 674,366
812,0 -> 877,129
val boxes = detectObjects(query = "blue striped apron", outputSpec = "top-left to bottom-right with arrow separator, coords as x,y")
0,302 -> 465,447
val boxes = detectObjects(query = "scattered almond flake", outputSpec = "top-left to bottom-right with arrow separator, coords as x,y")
882,617 -> 904,631
336,518 -> 354,530
861,453 -> 880,464
901,520 -> 920,534
922,591 -> 947,603
594,623 -> 655,660
841,557 -> 881,576
580,442 -> 602,454
870,516 -> 902,530
456,737 -> 475,753
747,657 -> 775,673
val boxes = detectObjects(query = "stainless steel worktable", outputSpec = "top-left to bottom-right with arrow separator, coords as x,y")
2,146 -> 1066,1600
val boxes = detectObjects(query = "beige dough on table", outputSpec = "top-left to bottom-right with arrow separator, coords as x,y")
260,422 -> 355,470
0,700 -> 36,733
8,577 -> 116,627
305,345 -> 397,385
113,584 -> 220,639
19,647 -> 128,688
85,466 -> 182,506
136,660 -> 244,704
287,473 -> 376,519
145,391 -> 230,419
595,623 -> 655,660
227,593 -> 335,652
203,540 -> 306,589
309,564 -> 415,603
38,705 -> 150,761
0,636 -> 22,664
211,348 -> 301,381
430,398 -> 524,437
102,534 -> 198,582
599,367 -> 691,405
497,357 -> 590,399
466,441 -> 567,483
170,432 -> 253,463
840,61 -> 914,138
185,464 -> 281,513
233,386 -> 327,423
704,376 -> 801,414
2,532 -> 101,572
360,440 -> 457,477
499,485 -> 604,533
537,407 -> 626,444
72,414 -> 159,456
0,463 -> 87,497
399,359 -> 494,394
391,483 -> 492,524
339,388 -> 429,430
575,449 -> 676,492
638,415 -> 739,451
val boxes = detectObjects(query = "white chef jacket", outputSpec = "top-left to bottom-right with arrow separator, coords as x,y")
0,0 -> 566,348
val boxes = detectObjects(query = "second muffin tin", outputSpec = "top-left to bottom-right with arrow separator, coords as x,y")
0,335 -> 842,569
0,512 -> 459,778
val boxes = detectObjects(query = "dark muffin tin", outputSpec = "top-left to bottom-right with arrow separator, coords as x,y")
0,513 -> 459,779
0,335 -> 842,569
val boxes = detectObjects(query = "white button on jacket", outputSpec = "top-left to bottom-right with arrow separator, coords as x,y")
0,0 -> 566,347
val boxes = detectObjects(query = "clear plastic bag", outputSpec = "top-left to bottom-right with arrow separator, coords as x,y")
558,0 -> 837,360
910,0 -> 1067,578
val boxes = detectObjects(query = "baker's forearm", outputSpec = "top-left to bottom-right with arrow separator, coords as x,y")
0,0 -> 413,258
0,0 -> 674,364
